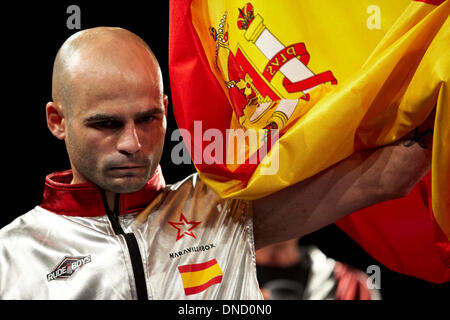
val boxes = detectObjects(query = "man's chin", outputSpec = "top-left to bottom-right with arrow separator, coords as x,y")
102,176 -> 148,194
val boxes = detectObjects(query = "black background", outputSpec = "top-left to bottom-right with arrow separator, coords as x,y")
1,1 -> 447,300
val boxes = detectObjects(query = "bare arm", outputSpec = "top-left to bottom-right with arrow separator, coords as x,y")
253,114 -> 434,250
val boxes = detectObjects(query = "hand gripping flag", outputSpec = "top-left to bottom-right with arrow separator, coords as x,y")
169,0 -> 449,282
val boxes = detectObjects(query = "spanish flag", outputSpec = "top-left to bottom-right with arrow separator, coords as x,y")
169,0 -> 449,282
178,259 -> 223,295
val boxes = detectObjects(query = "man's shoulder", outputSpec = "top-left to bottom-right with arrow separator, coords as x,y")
166,172 -> 201,189
0,207 -> 43,241
162,173 -> 252,222
165,173 -> 214,197
164,173 -> 239,205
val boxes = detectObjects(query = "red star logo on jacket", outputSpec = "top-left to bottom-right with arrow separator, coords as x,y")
168,213 -> 201,241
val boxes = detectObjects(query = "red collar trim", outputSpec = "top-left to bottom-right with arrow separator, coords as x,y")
40,166 -> 166,217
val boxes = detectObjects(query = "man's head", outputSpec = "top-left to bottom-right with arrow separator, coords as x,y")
46,27 -> 168,194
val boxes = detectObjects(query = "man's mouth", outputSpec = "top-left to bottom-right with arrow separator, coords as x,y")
109,164 -> 146,173
112,165 -> 143,169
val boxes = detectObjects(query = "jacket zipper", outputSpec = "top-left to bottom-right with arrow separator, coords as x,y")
100,190 -> 148,300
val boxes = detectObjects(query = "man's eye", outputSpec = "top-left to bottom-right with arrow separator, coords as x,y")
136,115 -> 156,124
91,120 -> 122,129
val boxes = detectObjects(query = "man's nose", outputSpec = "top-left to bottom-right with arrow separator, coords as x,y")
116,123 -> 142,155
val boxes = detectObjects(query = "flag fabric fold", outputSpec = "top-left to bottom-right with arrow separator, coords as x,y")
169,0 -> 449,282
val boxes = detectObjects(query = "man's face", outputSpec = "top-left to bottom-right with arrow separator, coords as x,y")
63,55 -> 167,194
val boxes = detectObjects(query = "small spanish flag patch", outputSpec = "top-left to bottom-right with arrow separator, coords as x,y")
178,259 -> 223,296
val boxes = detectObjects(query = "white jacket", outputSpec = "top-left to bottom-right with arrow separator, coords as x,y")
0,169 -> 262,300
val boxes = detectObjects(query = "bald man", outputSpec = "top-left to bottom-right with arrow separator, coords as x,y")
0,27 -> 433,299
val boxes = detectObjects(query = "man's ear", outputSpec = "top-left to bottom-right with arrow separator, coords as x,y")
46,101 -> 66,140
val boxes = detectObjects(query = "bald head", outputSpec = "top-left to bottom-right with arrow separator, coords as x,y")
52,27 -> 163,116
46,27 -> 168,195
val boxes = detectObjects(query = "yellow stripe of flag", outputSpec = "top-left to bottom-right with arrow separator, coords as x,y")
178,259 -> 223,295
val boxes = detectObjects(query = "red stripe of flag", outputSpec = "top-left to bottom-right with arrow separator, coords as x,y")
178,258 -> 218,273
413,0 -> 446,5
183,275 -> 223,296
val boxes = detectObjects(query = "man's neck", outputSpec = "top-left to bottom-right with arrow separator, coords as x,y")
104,190 -> 117,212
70,170 -> 117,212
